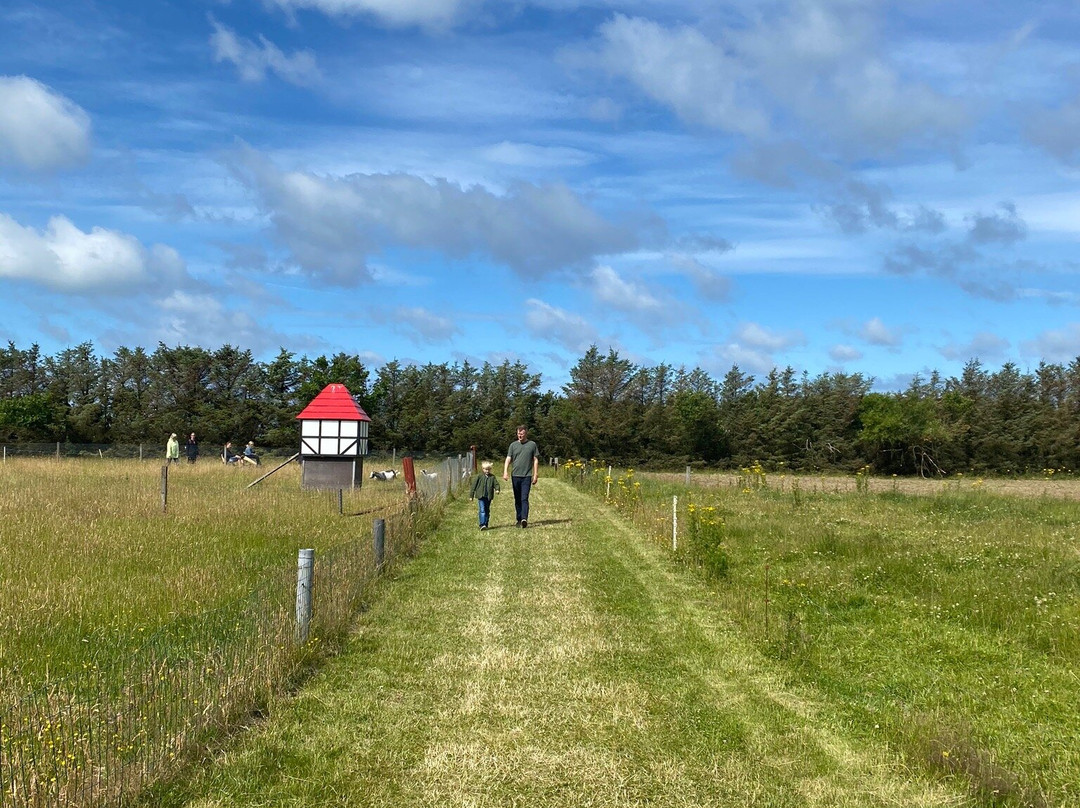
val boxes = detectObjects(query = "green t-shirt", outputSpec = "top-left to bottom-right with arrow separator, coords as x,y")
507,439 -> 539,477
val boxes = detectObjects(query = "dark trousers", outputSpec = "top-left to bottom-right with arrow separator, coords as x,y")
511,476 -> 532,523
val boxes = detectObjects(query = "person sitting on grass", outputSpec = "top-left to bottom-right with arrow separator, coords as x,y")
222,441 -> 241,465
242,441 -> 260,466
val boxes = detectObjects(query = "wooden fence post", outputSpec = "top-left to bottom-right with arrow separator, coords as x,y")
373,518 -> 385,570
160,464 -> 168,513
296,548 -> 314,643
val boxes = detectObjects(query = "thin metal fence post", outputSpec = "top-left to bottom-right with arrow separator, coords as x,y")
373,518 -> 385,570
160,464 -> 168,513
673,495 -> 678,551
296,548 -> 314,643
686,465 -> 691,486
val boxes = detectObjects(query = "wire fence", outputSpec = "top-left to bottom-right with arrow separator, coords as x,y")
0,444 -> 472,467
0,450 -> 474,808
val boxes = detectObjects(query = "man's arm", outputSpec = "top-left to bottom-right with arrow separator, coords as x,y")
532,452 -> 539,483
503,453 -> 511,480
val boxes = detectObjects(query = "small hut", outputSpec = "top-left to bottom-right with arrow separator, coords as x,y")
296,383 -> 371,490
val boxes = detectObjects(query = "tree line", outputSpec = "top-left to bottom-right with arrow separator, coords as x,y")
1,341 -> 1078,475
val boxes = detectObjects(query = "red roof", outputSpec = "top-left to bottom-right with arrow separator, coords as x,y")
296,384 -> 371,421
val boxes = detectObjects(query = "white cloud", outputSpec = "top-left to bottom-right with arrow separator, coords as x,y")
390,305 -> 461,343
0,76 -> 91,171
734,321 -> 804,352
157,291 -> 263,347
581,4 -> 967,159
829,344 -> 863,362
590,14 -> 768,137
705,321 -> 806,375
738,0 -> 967,157
524,298 -> 598,353
481,141 -> 597,169
229,147 -> 636,283
708,343 -> 774,376
1021,325 -> 1080,363
210,19 -> 320,86
1026,94 -> 1080,164
268,0 -> 466,28
0,213 -> 188,293
591,264 -> 660,312
858,317 -> 902,347
670,255 -> 731,301
938,331 -> 1009,362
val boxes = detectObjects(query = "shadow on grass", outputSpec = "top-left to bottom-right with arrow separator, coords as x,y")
481,518 -> 573,530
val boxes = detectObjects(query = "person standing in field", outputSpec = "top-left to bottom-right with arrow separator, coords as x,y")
186,432 -> 199,464
469,461 -> 501,530
503,425 -> 539,528
166,433 -> 180,464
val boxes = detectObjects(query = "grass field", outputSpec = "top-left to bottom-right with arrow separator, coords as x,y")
0,456 -> 429,807
149,478 -> 972,807
584,465 -> 1080,806
0,457 -> 411,682
4,460 -> 1078,806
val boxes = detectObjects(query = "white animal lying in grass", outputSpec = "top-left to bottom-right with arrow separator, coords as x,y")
369,469 -> 397,481
420,469 -> 438,479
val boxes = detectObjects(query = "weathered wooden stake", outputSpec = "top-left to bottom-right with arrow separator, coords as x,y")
160,464 -> 169,513
296,548 -> 314,643
373,518 -> 386,570
338,488 -> 343,515
685,465 -> 691,486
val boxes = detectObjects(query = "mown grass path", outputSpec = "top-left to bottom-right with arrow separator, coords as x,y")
153,480 -> 969,807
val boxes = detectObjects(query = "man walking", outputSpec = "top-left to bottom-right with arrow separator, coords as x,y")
503,424 -> 539,527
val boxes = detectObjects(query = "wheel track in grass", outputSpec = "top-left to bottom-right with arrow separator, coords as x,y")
153,478 -> 972,807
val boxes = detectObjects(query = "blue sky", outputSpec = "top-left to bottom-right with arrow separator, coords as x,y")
3,0 -> 1080,391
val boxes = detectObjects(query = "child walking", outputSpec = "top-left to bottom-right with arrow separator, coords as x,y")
469,461 -> 500,530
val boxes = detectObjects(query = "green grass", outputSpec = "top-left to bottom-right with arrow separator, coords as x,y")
148,479 -> 969,807
583,465 -> 1080,806
0,457 -> 425,807
0,458 -> 406,681
7,460 -> 1078,806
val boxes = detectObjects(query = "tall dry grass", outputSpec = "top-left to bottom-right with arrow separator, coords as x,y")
0,456 -> 440,807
